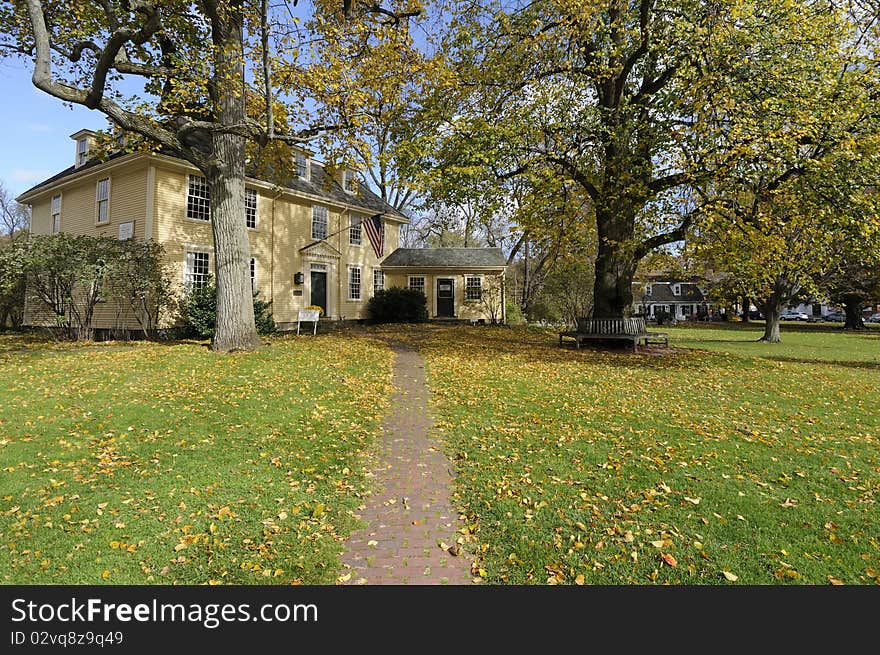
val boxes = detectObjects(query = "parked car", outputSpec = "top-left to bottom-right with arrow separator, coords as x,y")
865,313 -> 880,323
780,311 -> 809,321
822,311 -> 846,322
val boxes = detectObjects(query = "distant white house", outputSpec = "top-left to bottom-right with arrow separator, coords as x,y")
632,281 -> 711,320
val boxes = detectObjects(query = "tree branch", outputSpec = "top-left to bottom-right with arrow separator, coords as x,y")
23,0 -> 210,171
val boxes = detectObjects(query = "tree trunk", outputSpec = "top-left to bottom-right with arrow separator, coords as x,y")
842,294 -> 865,330
209,7 -> 259,352
740,295 -> 750,323
593,205 -> 637,318
760,303 -> 782,342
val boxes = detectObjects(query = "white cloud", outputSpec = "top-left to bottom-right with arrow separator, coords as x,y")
9,169 -> 50,185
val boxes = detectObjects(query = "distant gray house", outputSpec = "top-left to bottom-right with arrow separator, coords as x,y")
632,281 -> 711,321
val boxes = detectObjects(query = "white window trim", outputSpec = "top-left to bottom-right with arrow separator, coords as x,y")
348,265 -> 362,301
183,248 -> 212,291
185,174 -> 211,223
408,275 -> 426,294
76,138 -> 88,168
181,244 -> 213,287
349,214 -> 362,246
464,275 -> 484,301
51,194 -> 62,234
343,169 -> 358,194
311,204 -> 328,241
245,187 -> 258,230
372,268 -> 385,296
250,257 -> 257,292
95,177 -> 111,225
296,153 -> 310,180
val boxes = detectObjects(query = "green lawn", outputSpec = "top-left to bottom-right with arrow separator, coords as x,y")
2,325 -> 878,585
0,333 -> 393,584
669,322 -> 880,367
413,325 -> 880,585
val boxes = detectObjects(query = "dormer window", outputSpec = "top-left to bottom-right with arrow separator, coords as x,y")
672,284 -> 681,296
295,152 -> 309,180
343,169 -> 358,194
76,138 -> 88,167
71,129 -> 97,168
645,284 -> 652,296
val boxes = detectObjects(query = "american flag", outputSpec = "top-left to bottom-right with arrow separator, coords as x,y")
363,213 -> 384,258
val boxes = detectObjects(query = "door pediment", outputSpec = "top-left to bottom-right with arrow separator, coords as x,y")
300,240 -> 341,260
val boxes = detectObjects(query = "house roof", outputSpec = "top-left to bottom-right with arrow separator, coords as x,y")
635,281 -> 706,302
17,150 -> 408,222
381,248 -> 507,269
17,151 -> 132,200
279,162 -> 408,221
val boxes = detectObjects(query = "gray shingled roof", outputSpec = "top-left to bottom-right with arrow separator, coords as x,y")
635,282 -> 706,302
17,151 -> 131,200
17,150 -> 408,221
381,248 -> 507,268
280,161 -> 408,221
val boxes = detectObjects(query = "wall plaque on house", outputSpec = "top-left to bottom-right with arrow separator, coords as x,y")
293,290 -> 303,296
118,221 -> 134,240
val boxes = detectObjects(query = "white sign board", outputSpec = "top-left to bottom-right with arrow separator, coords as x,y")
298,309 -> 320,322
118,221 -> 134,240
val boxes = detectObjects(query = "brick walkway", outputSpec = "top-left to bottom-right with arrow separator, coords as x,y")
339,342 -> 472,585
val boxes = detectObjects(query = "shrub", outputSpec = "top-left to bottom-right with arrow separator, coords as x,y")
253,294 -> 276,335
180,281 -> 275,338
13,234 -> 170,340
367,287 -> 428,324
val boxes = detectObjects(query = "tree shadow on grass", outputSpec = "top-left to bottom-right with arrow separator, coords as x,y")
762,355 -> 880,371
392,324 -> 710,372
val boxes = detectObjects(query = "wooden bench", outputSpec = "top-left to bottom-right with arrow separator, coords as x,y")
559,317 -> 668,352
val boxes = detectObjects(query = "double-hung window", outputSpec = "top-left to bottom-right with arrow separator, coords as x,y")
312,205 -> 328,240
349,266 -> 362,301
76,138 -> 88,167
185,251 -> 210,290
465,276 -> 482,301
349,215 -> 362,245
245,188 -> 257,229
250,257 -> 256,291
296,153 -> 309,179
343,169 -> 358,194
96,178 -> 110,224
373,269 -> 385,296
51,194 -> 61,233
187,175 -> 210,221
408,276 -> 425,296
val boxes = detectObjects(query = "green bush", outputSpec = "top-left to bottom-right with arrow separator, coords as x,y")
367,287 -> 428,324
253,294 -> 276,335
180,281 -> 275,338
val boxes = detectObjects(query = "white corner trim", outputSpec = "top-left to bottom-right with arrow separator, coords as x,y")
144,165 -> 156,240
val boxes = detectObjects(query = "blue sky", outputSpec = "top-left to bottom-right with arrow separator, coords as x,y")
0,60 -> 106,199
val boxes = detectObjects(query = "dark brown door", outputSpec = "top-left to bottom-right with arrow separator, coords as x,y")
310,271 -> 327,314
437,278 -> 454,317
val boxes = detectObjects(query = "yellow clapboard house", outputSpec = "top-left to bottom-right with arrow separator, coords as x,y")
17,130 -> 507,331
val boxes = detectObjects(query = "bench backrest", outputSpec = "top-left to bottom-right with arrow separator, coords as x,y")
576,317 -> 646,335
298,309 -> 320,322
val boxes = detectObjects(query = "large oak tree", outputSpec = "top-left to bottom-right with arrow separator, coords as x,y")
428,0 -> 879,319
0,0 -> 418,351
